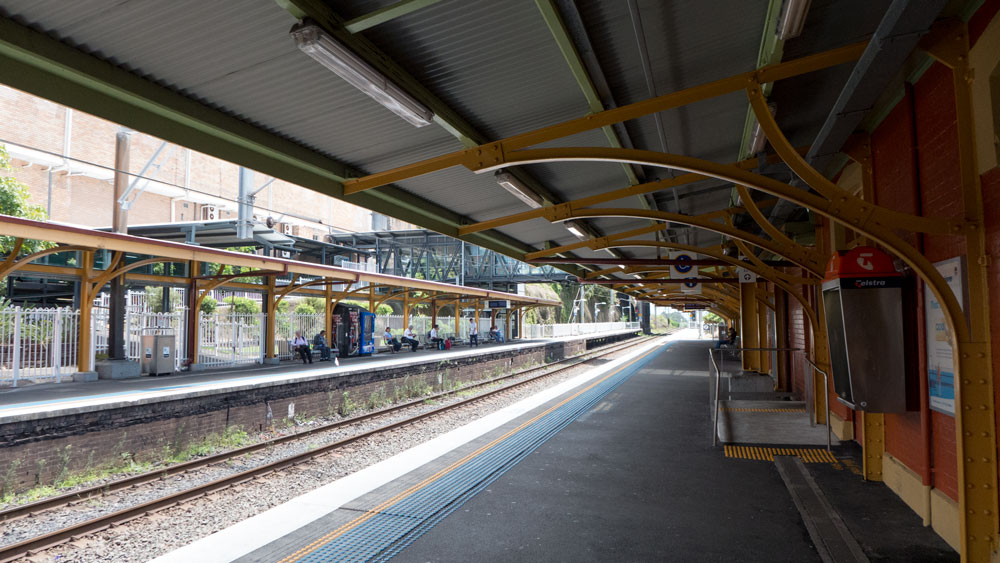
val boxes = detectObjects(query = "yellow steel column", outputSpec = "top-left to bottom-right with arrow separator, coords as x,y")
324,280 -> 333,343
776,290 -> 789,391
368,286 -> 375,312
739,281 -> 759,371
757,282 -> 770,375
76,250 -> 93,373
517,307 -> 524,340
921,21 -> 998,560
264,274 -> 276,362
860,411 -> 885,482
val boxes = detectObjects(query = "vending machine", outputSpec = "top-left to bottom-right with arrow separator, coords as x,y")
336,305 -> 361,358
358,311 -> 376,356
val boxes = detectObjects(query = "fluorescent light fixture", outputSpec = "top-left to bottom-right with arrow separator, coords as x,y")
564,220 -> 588,240
603,249 -> 617,256
494,170 -> 544,208
566,225 -> 584,237
291,21 -> 433,127
618,264 -> 625,269
777,0 -> 811,40
632,274 -> 641,279
749,102 -> 778,155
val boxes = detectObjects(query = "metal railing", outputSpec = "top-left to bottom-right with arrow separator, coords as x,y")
0,307 -> 80,387
803,355 -> 833,452
709,347 -> 801,447
522,321 -> 640,339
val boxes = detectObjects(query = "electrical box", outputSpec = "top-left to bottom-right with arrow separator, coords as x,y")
141,332 -> 175,376
821,246 -> 913,412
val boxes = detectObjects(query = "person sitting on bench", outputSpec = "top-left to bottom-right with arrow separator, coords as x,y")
430,324 -> 444,349
383,326 -> 402,352
293,331 -> 312,364
489,325 -> 505,344
401,325 -> 419,352
313,330 -> 332,361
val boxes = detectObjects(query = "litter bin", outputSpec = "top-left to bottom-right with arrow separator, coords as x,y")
141,331 -> 175,375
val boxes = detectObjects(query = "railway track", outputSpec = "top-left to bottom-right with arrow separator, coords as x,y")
0,334 -> 659,562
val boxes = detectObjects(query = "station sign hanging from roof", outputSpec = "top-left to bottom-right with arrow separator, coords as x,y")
669,252 -> 698,280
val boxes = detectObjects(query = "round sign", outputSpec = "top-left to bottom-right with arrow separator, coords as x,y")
674,254 -> 694,273
684,278 -> 698,288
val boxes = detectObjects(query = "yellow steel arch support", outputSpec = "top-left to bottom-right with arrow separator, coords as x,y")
600,240 -> 819,337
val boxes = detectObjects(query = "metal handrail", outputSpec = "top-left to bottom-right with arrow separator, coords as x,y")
710,346 -> 802,447
710,348 -> 722,446
803,356 -> 833,452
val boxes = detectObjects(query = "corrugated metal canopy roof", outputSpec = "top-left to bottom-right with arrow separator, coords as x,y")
0,0 -> 907,289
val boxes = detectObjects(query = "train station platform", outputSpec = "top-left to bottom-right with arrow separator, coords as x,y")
153,334 -> 956,563
0,329 -> 639,494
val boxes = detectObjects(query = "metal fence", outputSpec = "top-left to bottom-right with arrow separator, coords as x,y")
275,313 -> 326,360
197,311 -> 265,368
522,321 -> 640,339
0,307 -> 81,387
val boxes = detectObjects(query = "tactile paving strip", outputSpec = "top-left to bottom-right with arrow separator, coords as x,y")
724,445 -> 838,464
278,342 -> 667,563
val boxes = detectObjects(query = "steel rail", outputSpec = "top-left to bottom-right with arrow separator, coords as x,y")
0,334 -> 658,562
803,355 -> 833,452
0,334 -> 649,524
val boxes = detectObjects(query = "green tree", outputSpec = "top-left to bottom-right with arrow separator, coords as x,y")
200,295 -> 218,315
294,302 -> 317,315
223,296 -> 260,315
0,145 -> 51,255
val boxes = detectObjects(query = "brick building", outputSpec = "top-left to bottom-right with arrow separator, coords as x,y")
0,84 -> 409,238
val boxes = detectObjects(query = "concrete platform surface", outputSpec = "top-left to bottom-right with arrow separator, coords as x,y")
154,336 -> 955,563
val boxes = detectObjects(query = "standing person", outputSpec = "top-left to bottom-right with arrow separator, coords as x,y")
293,330 -> 312,364
313,330 -> 331,361
727,326 -> 738,346
469,321 -> 479,347
383,326 -> 402,352
401,324 -> 419,352
430,324 -> 444,349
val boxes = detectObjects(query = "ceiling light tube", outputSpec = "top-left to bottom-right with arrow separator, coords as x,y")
563,220 -> 588,239
291,21 -> 434,127
776,0 -> 811,40
749,102 -> 777,155
494,170 -> 544,208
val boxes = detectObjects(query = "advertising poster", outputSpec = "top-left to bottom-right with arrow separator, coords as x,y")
925,257 -> 966,416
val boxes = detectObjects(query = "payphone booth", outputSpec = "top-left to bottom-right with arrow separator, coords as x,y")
821,246 -> 913,412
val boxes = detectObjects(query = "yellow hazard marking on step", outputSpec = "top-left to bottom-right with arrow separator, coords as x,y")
720,408 -> 806,413
723,446 -> 838,464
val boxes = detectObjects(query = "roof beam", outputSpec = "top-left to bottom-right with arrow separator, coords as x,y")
276,0 -> 560,207
342,0 -> 444,33
0,13 -> 586,277
343,41 -> 867,194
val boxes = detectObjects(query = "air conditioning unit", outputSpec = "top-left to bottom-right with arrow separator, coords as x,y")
282,223 -> 294,235
201,205 -> 218,221
281,250 -> 291,258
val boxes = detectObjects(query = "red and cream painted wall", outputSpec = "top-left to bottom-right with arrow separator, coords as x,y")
782,1 -> 1000,550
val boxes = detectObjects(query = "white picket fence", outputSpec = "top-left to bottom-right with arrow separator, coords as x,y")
0,307 -> 81,387
275,313 -> 326,360
197,311 -> 265,369
522,321 -> 640,339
